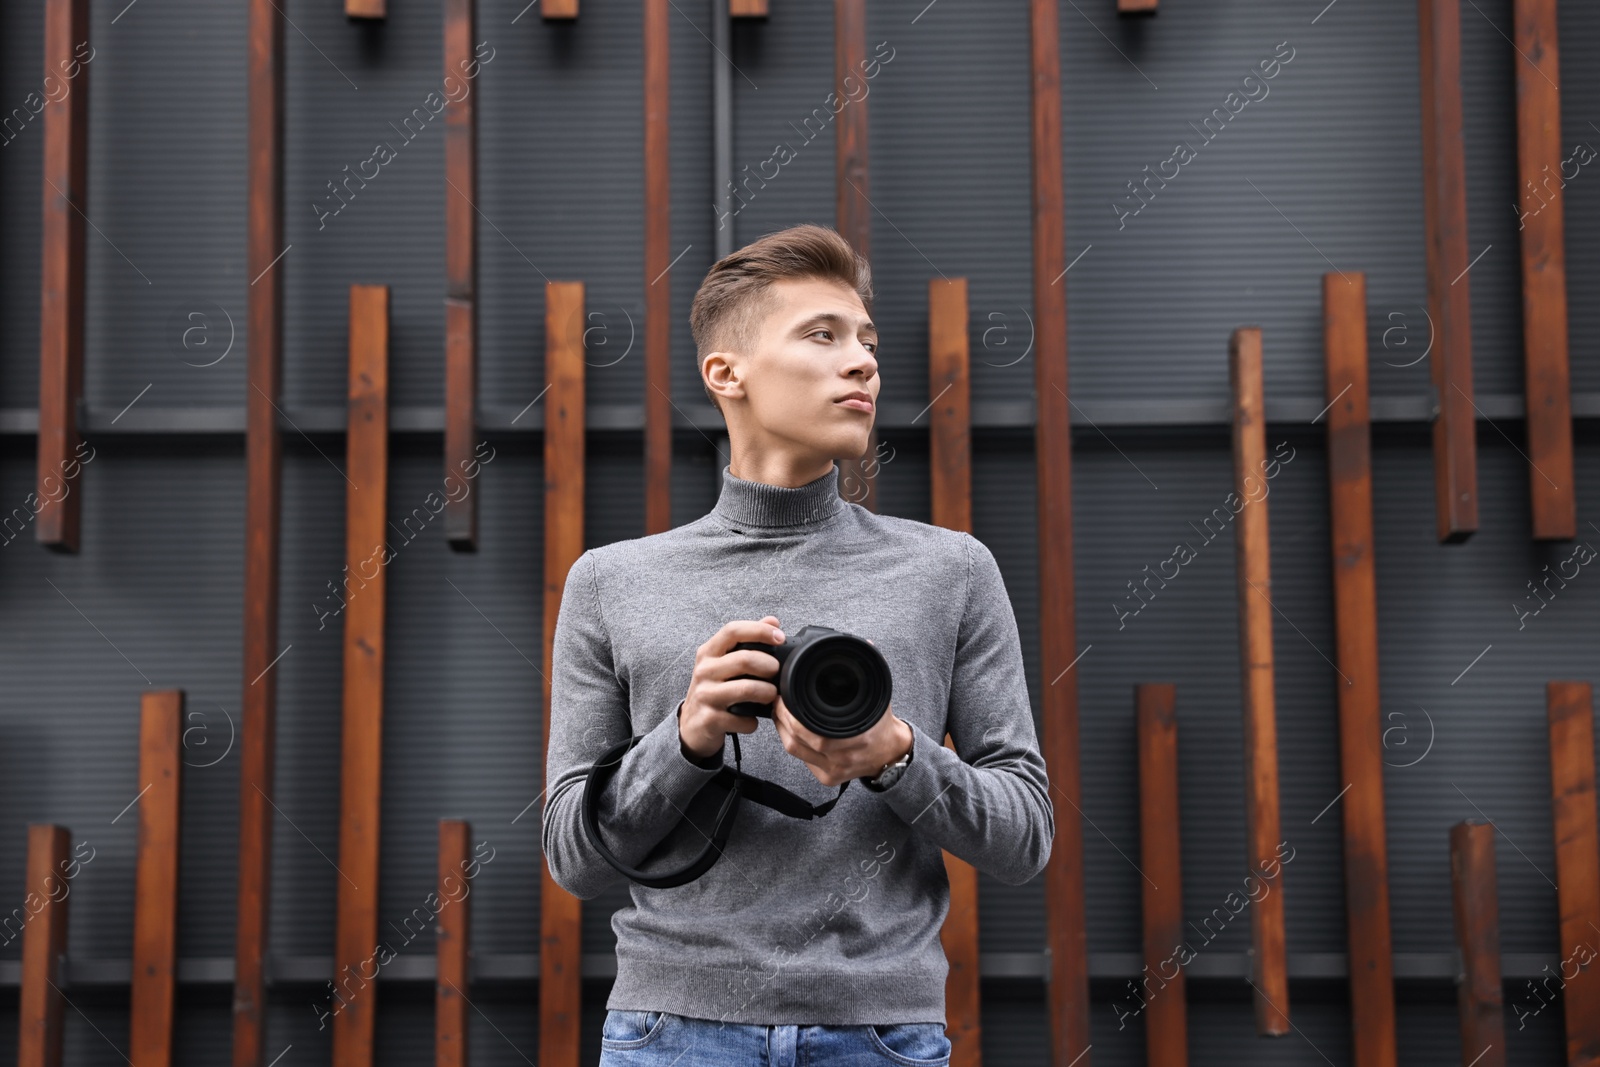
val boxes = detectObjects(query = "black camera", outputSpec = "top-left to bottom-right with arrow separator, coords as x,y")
729,624 -> 893,738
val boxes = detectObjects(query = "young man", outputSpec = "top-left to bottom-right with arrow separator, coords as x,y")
543,223 -> 1053,1065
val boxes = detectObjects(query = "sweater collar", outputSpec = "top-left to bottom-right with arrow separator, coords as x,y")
712,463 -> 845,529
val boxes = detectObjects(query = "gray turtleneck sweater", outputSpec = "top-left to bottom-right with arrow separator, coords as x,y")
542,463 -> 1053,1026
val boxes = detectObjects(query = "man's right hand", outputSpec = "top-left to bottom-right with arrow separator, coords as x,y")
679,616 -> 787,761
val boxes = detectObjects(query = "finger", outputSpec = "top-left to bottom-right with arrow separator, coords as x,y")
702,647 -> 782,684
775,696 -> 878,763
773,699 -> 831,764
778,726 -> 828,768
703,677 -> 777,713
698,707 -> 761,738
779,702 -> 863,756
703,617 -> 785,660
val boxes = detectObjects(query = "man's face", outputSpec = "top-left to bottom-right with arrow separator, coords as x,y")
710,276 -> 879,464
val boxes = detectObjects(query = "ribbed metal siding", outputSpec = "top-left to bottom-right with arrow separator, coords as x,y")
2,0 -> 1599,1064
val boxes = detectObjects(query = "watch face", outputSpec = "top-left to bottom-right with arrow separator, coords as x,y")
866,748 -> 910,791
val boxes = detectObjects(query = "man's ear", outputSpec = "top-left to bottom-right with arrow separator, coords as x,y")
702,350 -> 745,402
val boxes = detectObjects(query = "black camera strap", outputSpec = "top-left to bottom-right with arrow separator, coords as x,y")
580,732 -> 850,889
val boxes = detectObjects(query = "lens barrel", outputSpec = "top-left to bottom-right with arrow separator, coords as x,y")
729,625 -> 892,738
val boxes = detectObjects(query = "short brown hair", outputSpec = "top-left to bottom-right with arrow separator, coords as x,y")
689,223 -> 873,411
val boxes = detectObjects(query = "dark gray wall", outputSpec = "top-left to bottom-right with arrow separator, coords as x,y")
1,0 -> 1597,1063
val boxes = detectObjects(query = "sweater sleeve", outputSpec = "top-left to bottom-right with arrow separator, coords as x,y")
541,549 -> 727,900
876,532 -> 1055,885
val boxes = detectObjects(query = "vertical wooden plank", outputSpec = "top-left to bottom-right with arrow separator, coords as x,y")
17,825 -> 71,1067
1136,683 -> 1187,1067
346,0 -> 384,18
644,0 -> 673,536
544,0 -> 578,20
1030,0 -> 1090,1060
333,284 -> 391,1067
541,281 -> 586,1067
36,0 -> 90,552
928,279 -> 971,535
928,278 -> 981,1067
1512,0 -> 1576,540
1547,681 -> 1600,1066
1449,821 -> 1505,1067
131,690 -> 184,1067
1416,0 -> 1479,542
730,0 -> 769,15
234,0 -> 285,1060
444,0 -> 479,550
833,0 -> 870,263
833,0 -> 878,514
437,820 -> 472,1067
1228,327 -> 1290,1035
1322,273 -> 1398,1066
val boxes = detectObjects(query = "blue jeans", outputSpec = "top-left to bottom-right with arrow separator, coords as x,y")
598,1009 -> 952,1066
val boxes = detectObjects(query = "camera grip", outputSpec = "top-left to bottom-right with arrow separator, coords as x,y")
727,640 -> 779,719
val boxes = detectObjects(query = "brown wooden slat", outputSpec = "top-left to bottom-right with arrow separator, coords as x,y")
833,0 -> 870,259
130,690 -> 184,1067
36,0 -> 89,552
1228,327 -> 1290,1035
1030,0 -> 1090,1059
543,0 -> 578,19
436,820 -> 472,1067
1118,0 -> 1158,13
928,278 -> 981,1067
1512,0 -> 1576,540
444,299 -> 475,548
939,850 -> 981,1067
332,284 -> 391,1067
1547,681 -> 1600,1066
234,0 -> 285,1061
444,0 -> 478,550
541,281 -> 586,1067
1417,0 -> 1479,542
928,279 -> 971,535
17,825 -> 71,1067
644,0 -> 672,536
345,0 -> 384,17
730,0 -> 769,15
833,0 -> 878,514
1322,273 -> 1398,1066
1449,820 -> 1505,1067
1136,683 -> 1187,1067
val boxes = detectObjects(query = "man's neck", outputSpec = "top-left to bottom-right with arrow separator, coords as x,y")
726,452 -> 836,489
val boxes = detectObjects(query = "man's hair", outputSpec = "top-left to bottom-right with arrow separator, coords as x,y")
689,223 -> 873,411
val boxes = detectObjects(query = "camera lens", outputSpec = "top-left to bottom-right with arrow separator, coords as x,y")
814,653 -> 864,709
792,635 -> 890,738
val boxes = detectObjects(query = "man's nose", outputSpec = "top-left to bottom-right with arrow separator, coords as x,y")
843,341 -> 877,379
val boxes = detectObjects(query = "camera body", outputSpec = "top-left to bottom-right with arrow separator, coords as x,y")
729,624 -> 893,738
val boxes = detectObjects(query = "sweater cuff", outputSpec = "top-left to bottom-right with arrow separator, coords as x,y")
878,720 -> 959,827
630,700 -> 727,810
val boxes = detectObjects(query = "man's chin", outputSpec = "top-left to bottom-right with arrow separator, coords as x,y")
840,430 -> 875,460
785,418 -> 872,462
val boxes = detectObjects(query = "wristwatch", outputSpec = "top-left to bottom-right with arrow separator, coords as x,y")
863,732 -> 914,792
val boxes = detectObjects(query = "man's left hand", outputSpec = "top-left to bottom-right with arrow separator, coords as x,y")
772,695 -> 913,788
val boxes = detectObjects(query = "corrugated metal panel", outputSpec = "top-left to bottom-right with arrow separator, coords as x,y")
3,0 -> 1600,1062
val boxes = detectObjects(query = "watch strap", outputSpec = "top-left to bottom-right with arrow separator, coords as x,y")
864,731 -> 914,792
